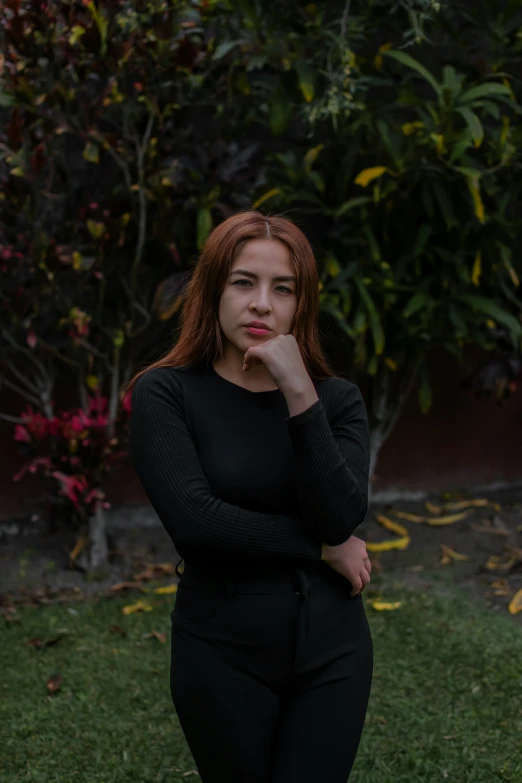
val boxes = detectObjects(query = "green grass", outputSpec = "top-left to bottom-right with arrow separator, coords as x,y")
1,572 -> 521,782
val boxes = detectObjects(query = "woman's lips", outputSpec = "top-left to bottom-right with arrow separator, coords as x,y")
244,326 -> 270,335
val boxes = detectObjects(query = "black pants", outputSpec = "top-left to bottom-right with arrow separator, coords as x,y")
170,560 -> 373,783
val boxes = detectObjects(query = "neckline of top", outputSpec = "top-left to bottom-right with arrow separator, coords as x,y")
208,364 -> 281,395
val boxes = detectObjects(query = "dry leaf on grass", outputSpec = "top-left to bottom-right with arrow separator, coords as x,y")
143,630 -> 166,643
370,601 -> 402,611
109,625 -> 127,636
485,555 -> 517,571
122,600 -> 153,615
440,544 -> 471,564
47,673 -> 62,694
153,584 -> 178,594
507,589 -> 522,615
111,582 -> 144,591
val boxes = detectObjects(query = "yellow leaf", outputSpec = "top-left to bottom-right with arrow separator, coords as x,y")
10,167 -> 25,177
471,251 -> 482,286
425,510 -> 475,526
122,600 -> 153,615
444,499 -> 490,510
371,601 -> 402,610
385,358 -> 398,371
161,176 -> 172,187
354,166 -> 388,188
69,25 -> 86,45
401,121 -> 424,136
467,177 -> 485,223
304,143 -> 324,170
366,536 -> 410,552
153,584 -> 178,594
425,501 -> 442,515
82,141 -> 99,164
326,254 -> 341,278
507,589 -> 522,614
440,544 -> 471,561
430,133 -> 445,154
87,220 -> 105,239
72,251 -> 82,271
485,555 -> 516,571
374,42 -> 393,71
390,510 -> 426,523
252,188 -> 281,209
376,514 -> 408,536
69,535 -> 89,562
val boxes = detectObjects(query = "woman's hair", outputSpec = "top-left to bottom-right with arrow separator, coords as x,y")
122,209 -> 337,399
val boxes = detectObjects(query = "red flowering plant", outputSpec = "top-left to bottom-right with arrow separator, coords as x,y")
12,391 -> 132,567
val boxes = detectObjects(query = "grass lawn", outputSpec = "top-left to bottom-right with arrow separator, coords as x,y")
2,570 -> 521,783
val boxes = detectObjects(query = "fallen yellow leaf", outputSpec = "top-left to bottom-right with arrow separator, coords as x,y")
69,535 -> 89,562
366,536 -> 410,552
122,600 -> 153,615
371,601 -> 402,611
425,510 -> 475,526
146,562 -> 175,575
376,514 -> 409,536
444,498 -> 490,510
153,584 -> 178,595
390,510 -> 425,523
485,555 -> 516,571
508,589 -> 522,615
440,544 -> 471,561
425,501 -> 442,515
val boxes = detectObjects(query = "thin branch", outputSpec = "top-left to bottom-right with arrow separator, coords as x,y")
340,0 -> 351,47
0,375 -> 43,408
2,328 -> 52,384
87,129 -> 133,193
38,339 -> 79,368
0,412 -> 26,424
75,338 -> 112,370
108,345 -> 120,439
129,112 -> 155,329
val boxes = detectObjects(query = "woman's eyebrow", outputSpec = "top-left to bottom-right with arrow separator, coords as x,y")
230,269 -> 297,282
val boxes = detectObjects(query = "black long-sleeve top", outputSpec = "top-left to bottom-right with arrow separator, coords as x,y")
129,360 -> 370,576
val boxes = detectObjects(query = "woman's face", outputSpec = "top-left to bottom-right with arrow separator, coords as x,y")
217,238 -> 298,364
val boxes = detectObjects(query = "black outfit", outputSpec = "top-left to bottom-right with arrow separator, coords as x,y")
130,360 -> 373,782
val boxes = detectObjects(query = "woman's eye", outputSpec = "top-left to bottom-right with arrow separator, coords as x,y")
233,280 -> 292,293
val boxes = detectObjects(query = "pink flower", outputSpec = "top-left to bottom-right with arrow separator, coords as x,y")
51,472 -> 88,509
14,425 -> 31,442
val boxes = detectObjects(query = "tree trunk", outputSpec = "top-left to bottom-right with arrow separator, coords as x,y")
88,503 -> 109,568
367,355 -> 422,507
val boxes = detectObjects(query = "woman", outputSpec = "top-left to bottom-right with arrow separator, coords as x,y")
126,209 -> 373,783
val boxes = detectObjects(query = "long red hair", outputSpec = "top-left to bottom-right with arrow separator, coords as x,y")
122,209 -> 338,399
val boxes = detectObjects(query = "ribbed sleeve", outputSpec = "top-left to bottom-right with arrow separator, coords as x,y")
129,369 -> 323,564
284,382 -> 370,545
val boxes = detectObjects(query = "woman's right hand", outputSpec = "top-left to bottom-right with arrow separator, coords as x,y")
321,536 -> 371,596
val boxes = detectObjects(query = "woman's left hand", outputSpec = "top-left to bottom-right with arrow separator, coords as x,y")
243,334 -> 312,396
